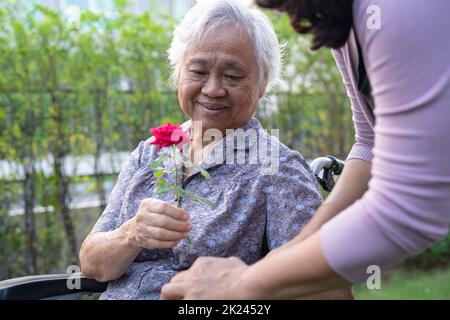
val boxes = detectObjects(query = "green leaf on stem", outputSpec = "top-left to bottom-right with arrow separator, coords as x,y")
154,184 -> 170,194
184,161 -> 193,168
155,151 -> 167,161
151,152 -> 167,168
155,179 -> 166,185
174,186 -> 187,198
199,167 -> 211,180
185,190 -> 214,207
151,158 -> 164,170
154,170 -> 164,178
196,196 -> 215,207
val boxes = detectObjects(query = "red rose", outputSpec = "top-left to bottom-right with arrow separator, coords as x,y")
149,123 -> 190,150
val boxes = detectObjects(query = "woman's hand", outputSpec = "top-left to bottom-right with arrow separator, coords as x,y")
125,198 -> 192,249
161,233 -> 349,300
160,257 -> 253,300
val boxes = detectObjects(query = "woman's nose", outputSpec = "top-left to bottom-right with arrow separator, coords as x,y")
201,75 -> 226,97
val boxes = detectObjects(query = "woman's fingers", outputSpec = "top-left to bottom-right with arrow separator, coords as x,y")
133,198 -> 193,248
137,237 -> 181,249
147,212 -> 192,232
137,198 -> 192,232
139,198 -> 192,231
141,198 -> 189,221
143,225 -> 189,241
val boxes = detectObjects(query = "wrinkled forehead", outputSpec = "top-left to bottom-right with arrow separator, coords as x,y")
187,57 -> 247,72
203,20 -> 252,40
195,21 -> 255,54
183,22 -> 258,70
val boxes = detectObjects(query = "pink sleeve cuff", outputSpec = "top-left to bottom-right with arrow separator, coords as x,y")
346,143 -> 373,163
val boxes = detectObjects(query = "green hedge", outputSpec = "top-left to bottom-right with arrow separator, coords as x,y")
404,232 -> 450,269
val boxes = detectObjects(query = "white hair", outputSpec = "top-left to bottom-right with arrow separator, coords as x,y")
168,0 -> 282,92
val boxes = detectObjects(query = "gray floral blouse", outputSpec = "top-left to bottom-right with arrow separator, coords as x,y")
89,117 -> 322,299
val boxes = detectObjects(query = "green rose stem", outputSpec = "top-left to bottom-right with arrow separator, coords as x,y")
149,123 -> 213,246
173,146 -> 191,244
173,146 -> 181,207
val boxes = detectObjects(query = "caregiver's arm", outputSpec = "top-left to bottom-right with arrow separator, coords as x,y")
237,232 -> 349,299
161,232 -> 349,299
246,0 -> 450,293
318,0 -> 450,283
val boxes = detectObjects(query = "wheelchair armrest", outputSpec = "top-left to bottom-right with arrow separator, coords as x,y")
0,273 -> 108,300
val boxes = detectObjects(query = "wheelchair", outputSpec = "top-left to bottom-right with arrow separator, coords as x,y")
0,156 -> 344,300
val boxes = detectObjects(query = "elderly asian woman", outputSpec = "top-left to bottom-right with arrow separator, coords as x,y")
79,0 -> 350,300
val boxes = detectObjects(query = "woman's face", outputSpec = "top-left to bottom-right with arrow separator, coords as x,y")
178,23 -> 265,134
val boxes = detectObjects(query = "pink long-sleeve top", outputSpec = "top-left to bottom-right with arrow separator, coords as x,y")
320,0 -> 450,283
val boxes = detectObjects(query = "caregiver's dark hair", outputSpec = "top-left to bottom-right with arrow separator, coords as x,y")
255,0 -> 354,50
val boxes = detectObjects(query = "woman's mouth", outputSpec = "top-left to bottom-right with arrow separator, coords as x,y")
197,102 -> 229,113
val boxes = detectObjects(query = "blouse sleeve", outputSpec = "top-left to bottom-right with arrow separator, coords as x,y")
265,150 -> 323,250
90,140 -> 149,234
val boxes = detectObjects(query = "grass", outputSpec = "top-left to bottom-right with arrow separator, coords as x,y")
354,267 -> 450,300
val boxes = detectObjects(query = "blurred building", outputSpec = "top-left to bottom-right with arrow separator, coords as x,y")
30,0 -> 194,18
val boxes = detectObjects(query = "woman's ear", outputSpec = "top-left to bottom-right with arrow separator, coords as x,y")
174,72 -> 180,88
259,80 -> 268,99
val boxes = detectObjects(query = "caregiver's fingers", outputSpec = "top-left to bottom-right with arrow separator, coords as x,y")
170,270 -> 189,283
160,282 -> 187,300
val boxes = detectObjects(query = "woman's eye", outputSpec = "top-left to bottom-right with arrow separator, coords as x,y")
225,75 -> 243,81
190,70 -> 207,77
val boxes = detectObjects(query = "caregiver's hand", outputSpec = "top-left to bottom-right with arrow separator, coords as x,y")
160,257 -> 254,300
126,198 -> 192,249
